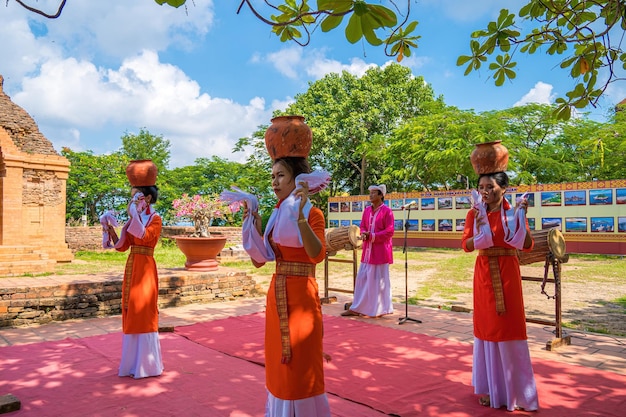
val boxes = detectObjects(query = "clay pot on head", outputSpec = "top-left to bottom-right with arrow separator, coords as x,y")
126,160 -> 158,187
264,115 -> 312,160
470,141 -> 509,175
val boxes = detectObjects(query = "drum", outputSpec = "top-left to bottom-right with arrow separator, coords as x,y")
517,229 -> 551,265
325,225 -> 361,254
547,228 -> 568,262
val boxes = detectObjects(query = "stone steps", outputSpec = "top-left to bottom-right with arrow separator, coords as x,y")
0,245 -> 55,276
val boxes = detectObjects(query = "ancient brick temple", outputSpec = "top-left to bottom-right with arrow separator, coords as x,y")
0,75 -> 73,275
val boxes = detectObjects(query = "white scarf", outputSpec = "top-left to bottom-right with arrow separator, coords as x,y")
471,190 -> 528,250
220,186 -> 274,263
100,210 -> 119,249
220,170 -> 331,263
362,205 -> 382,263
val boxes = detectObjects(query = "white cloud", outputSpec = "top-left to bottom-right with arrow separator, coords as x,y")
266,48 -> 305,79
265,46 -> 377,80
38,0 -> 215,59
305,55 -> 376,79
0,0 -> 215,88
514,81 -> 555,106
11,50 -> 272,168
397,55 -> 431,71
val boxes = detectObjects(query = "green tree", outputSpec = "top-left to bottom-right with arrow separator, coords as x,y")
486,104 -> 578,184
458,2 -> 626,120
281,63 -> 438,195
561,106 -> 626,181
160,156 -> 261,225
62,148 -> 128,224
120,128 -> 171,175
384,105 -> 504,191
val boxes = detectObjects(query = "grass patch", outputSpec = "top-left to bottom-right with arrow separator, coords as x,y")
563,320 -> 612,335
558,254 -> 626,282
612,296 -> 626,310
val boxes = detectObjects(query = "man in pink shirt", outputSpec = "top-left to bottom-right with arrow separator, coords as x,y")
342,184 -> 395,317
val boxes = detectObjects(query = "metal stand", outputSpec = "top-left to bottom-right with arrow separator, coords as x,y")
398,206 -> 421,325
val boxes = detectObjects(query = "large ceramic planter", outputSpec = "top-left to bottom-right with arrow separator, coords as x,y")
470,140 -> 509,175
264,115 -> 312,160
173,235 -> 227,272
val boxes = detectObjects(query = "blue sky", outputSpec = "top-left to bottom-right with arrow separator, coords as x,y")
1,0 -> 624,168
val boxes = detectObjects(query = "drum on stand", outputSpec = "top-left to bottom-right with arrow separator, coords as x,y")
547,228 -> 568,262
517,228 -> 567,265
325,225 -> 361,256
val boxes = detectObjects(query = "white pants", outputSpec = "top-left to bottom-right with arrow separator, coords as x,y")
350,263 -> 393,317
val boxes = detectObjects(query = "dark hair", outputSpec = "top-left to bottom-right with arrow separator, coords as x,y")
133,185 -> 159,204
478,172 -> 509,189
273,157 -> 311,178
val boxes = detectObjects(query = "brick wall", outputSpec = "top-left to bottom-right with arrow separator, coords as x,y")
65,226 -> 243,252
0,268 -> 260,328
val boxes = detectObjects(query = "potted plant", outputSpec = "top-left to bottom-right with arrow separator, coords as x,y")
171,194 -> 232,271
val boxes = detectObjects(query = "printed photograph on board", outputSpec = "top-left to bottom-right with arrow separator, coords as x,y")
340,202 -> 351,212
591,217 -> 614,232
391,199 -> 404,210
565,217 -> 587,232
329,219 -> 339,227
340,219 -> 351,227
407,219 -> 419,231
541,191 -> 562,206
527,218 -> 535,230
394,219 -> 404,231
516,193 -> 535,207
589,189 -> 613,205
352,220 -> 361,227
542,217 -> 562,230
352,201 -> 363,212
438,197 -> 452,210
618,217 -> 626,232
421,219 -> 435,231
455,196 -> 471,209
403,199 -> 418,210
421,198 -> 435,210
455,219 -> 466,231
617,189 -> 626,205
329,202 -> 339,213
564,190 -> 586,206
438,219 -> 453,231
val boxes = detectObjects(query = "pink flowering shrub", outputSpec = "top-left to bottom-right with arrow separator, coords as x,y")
172,193 -> 231,237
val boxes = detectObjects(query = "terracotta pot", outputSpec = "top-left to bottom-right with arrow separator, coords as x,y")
264,115 -> 312,160
174,235 -> 227,272
470,141 -> 509,175
126,160 -> 158,187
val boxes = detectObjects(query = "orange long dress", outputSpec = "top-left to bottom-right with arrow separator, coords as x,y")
461,205 -> 539,411
116,213 -> 162,334
265,207 -> 327,400
462,209 -> 533,341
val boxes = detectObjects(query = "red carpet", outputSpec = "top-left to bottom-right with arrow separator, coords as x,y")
176,313 -> 626,417
0,330 -> 385,416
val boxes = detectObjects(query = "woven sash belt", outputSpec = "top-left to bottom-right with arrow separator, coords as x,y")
123,246 -> 155,310
478,248 -> 517,314
275,261 -> 316,364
